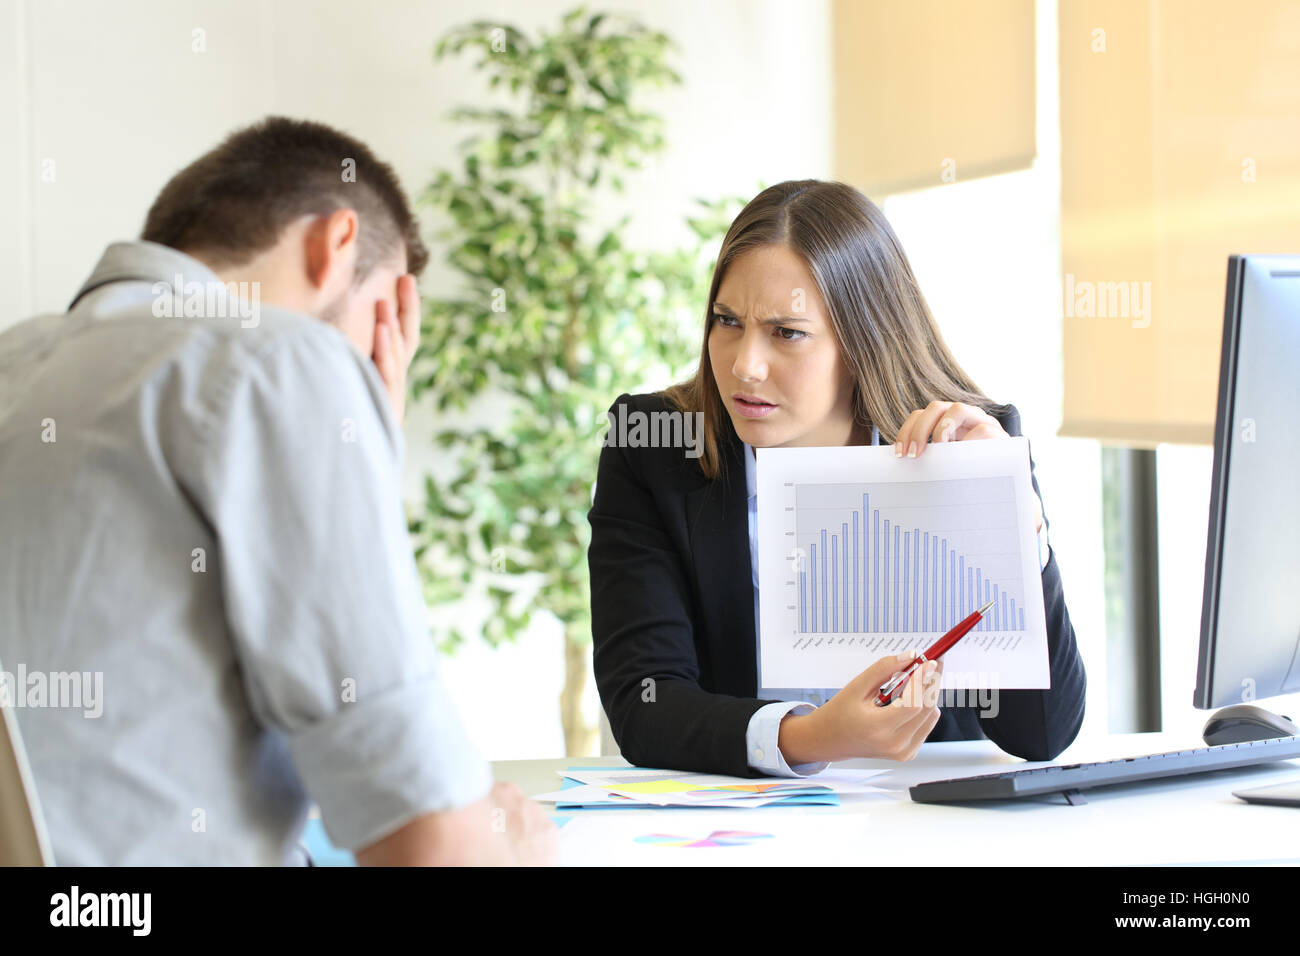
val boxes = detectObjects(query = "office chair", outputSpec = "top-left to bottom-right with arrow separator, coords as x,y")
0,656 -> 53,865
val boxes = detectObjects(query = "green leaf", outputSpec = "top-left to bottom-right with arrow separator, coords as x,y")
411,5 -> 739,665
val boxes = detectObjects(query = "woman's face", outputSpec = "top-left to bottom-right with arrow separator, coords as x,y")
708,243 -> 857,448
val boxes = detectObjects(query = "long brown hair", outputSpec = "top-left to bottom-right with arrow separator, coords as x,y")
661,179 -> 1002,480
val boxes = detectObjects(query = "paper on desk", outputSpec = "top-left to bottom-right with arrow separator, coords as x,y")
756,437 -> 1050,691
532,782 -> 841,808
557,811 -> 878,866
547,768 -> 891,808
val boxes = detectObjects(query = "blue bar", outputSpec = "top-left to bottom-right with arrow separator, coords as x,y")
842,522 -> 849,631
893,524 -> 900,632
967,565 -> 974,623
810,543 -> 817,633
863,495 -> 870,633
852,512 -> 859,631
1010,597 -> 1017,631
904,535 -> 915,632
932,538 -> 939,632
800,567 -> 806,632
959,556 -> 966,619
951,550 -> 957,628
976,568 -> 983,630
967,567 -> 977,629
821,529 -> 827,632
942,541 -> 948,629
831,534 -> 838,633
1001,592 -> 1008,632
913,527 -> 920,632
883,519 -> 890,632
922,532 -> 929,631
1019,607 -> 1025,630
872,507 -> 878,633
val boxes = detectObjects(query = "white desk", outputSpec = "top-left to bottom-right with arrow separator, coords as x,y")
493,731 -> 1300,866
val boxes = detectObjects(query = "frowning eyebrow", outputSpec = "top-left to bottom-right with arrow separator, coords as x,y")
712,301 -> 811,324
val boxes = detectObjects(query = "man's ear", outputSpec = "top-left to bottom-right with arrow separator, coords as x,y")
303,207 -> 360,292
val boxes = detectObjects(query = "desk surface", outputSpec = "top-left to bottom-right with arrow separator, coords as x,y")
493,731 -> 1300,866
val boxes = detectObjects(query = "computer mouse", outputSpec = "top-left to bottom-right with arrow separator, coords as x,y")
1202,704 -> 1300,746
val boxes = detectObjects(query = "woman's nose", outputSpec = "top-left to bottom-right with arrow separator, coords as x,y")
732,330 -> 768,382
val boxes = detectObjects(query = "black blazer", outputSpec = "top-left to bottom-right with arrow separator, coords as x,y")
587,391 -> 1087,777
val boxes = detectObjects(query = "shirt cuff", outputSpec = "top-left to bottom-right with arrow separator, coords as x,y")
1036,515 -> 1050,571
287,674 -> 493,852
745,701 -> 830,777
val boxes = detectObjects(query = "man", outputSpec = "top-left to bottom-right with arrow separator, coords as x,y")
0,116 -> 554,865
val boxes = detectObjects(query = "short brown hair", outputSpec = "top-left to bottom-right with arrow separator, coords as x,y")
141,116 -> 428,279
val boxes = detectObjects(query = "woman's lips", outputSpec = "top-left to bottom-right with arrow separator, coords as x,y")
733,394 -> 778,419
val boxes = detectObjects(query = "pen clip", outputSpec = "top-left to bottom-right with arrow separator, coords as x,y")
877,655 -> 926,703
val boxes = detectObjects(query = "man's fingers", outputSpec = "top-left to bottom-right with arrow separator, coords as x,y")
397,273 -> 420,361
373,299 -> 397,374
371,296 -> 408,428
375,324 -> 395,377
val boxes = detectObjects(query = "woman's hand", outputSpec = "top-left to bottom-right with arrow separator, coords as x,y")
892,400 -> 1042,533
893,400 -> 1006,458
778,652 -> 943,764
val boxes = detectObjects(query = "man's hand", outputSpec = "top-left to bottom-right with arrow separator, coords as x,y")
353,781 -> 558,866
372,273 -> 420,427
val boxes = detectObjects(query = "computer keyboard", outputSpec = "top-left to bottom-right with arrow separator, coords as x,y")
909,735 -> 1300,803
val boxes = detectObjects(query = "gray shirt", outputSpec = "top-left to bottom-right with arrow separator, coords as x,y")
0,240 -> 491,865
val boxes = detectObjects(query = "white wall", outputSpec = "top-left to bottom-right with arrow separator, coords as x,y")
2,0 -> 833,759
881,0 -> 1110,744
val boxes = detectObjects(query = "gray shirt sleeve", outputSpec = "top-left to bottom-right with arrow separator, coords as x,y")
174,324 -> 492,852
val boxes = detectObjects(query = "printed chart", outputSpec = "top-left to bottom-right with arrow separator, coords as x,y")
794,477 -> 1027,637
757,438 -> 1049,690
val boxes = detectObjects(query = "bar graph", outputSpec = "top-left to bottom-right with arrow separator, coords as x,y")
757,439 -> 1050,690
794,476 -> 1027,640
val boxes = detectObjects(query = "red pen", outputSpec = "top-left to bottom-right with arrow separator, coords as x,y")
873,597 -> 996,706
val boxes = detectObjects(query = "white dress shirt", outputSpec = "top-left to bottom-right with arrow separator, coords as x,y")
0,241 -> 491,863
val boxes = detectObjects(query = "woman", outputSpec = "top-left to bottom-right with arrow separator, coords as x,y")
587,180 -> 1086,778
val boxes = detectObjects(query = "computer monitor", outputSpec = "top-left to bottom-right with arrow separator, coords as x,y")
908,255 -> 1300,806
1195,255 -> 1300,722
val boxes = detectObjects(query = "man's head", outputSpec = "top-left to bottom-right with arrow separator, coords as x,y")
141,116 -> 428,355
